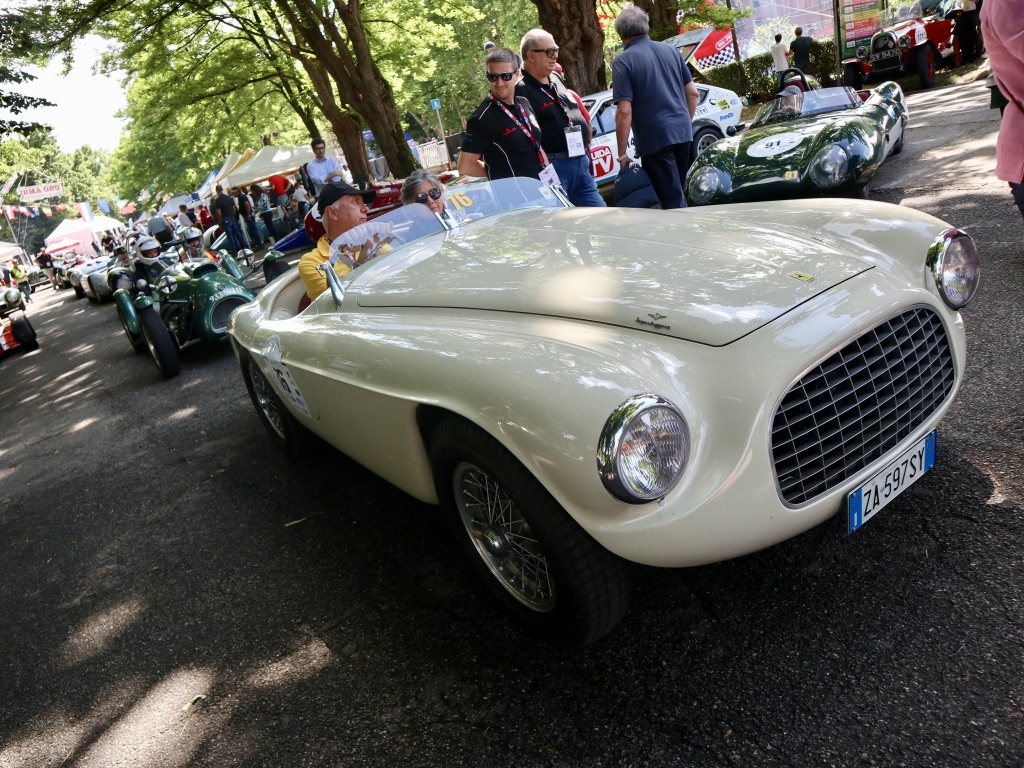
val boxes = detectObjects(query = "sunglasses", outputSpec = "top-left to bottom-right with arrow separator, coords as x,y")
415,188 -> 443,204
530,47 -> 559,57
486,71 -> 517,82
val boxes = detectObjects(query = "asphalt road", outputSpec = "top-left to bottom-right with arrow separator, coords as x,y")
2,78 -> 1021,768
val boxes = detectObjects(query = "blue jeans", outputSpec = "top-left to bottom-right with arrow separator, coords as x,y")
220,217 -> 244,256
552,155 -> 606,207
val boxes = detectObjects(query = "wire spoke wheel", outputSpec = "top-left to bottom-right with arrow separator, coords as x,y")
454,461 -> 556,612
250,362 -> 286,440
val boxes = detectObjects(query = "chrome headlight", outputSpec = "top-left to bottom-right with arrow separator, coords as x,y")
856,45 -> 868,60
898,35 -> 911,49
688,166 -> 720,204
597,394 -> 690,503
156,275 -> 177,297
927,229 -> 980,309
808,144 -> 849,188
136,279 -> 148,290
115,275 -> 133,291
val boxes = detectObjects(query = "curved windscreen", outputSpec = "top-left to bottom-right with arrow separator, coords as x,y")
754,87 -> 863,126
326,176 -> 568,269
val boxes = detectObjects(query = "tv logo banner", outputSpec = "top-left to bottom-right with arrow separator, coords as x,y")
17,182 -> 63,203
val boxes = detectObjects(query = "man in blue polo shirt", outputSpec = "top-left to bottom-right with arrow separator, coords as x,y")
612,6 -> 699,209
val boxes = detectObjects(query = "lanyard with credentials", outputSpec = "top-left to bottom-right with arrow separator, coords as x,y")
538,78 -> 585,157
490,95 -> 546,167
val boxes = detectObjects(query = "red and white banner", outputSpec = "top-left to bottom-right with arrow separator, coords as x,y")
0,173 -> 17,196
17,182 -> 63,203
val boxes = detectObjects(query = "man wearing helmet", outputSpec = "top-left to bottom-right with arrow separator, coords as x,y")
180,227 -> 206,261
131,236 -> 167,286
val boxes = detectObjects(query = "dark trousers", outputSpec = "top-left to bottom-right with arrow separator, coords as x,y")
1010,182 -> 1024,224
220,217 -> 244,256
153,229 -> 172,246
642,141 -> 693,209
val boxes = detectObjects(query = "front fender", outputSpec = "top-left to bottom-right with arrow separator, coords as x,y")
113,289 -> 141,336
219,253 -> 245,281
191,272 -> 257,341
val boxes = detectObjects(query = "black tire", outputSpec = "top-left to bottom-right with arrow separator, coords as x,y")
692,126 -> 723,157
263,258 -> 291,284
73,283 -> 85,299
843,62 -> 864,90
139,305 -> 180,378
429,418 -> 633,647
891,127 -> 905,156
240,356 -> 318,460
916,45 -> 935,89
9,312 -> 39,352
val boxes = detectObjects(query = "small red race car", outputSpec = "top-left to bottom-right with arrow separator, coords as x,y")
842,0 -> 963,90
0,287 -> 39,358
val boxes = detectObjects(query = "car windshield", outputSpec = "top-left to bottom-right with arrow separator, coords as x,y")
753,87 -> 863,126
327,176 -> 569,269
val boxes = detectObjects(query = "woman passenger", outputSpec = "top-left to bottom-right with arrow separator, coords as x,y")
401,169 -> 447,218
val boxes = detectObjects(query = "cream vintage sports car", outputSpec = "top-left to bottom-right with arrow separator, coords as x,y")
228,177 -> 980,646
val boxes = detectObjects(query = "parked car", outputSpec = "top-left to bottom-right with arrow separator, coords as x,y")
113,240 -> 256,379
582,83 -> 744,191
0,286 -> 38,357
842,0 -> 962,89
67,253 -> 117,300
686,74 -> 908,205
51,251 -> 87,290
228,177 -> 979,646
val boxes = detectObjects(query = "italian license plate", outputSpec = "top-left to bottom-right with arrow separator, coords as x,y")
848,430 -> 936,533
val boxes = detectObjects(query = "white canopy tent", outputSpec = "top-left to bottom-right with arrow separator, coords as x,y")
0,241 -> 26,262
157,194 -> 191,216
196,149 -> 256,200
220,145 -> 315,190
46,215 -> 125,240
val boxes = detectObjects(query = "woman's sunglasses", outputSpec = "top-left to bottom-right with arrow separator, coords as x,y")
486,72 -> 517,82
416,188 -> 443,204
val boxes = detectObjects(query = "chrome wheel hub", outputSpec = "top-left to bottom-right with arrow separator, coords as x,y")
453,462 -> 556,612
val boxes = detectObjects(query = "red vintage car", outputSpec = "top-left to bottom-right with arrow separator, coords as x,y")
0,287 -> 39,358
842,0 -> 963,90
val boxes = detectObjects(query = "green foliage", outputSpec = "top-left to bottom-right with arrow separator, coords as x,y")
678,0 -> 751,32
0,10 -> 58,139
750,16 -> 796,52
0,128 -> 121,254
703,38 -> 838,102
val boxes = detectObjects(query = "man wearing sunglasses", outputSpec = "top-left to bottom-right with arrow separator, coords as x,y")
458,47 -> 550,182
516,29 -> 606,207
612,6 -> 699,209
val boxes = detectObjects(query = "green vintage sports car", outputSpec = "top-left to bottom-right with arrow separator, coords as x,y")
687,76 -> 908,206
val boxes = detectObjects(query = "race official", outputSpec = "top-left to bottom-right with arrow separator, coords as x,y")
612,6 -> 699,209
516,29 -> 605,207
982,0 -> 1024,223
298,181 -> 376,301
458,47 -> 549,182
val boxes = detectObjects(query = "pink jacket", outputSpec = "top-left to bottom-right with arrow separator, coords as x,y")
982,0 -> 1024,184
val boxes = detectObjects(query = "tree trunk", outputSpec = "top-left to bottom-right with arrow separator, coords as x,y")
633,0 -> 679,41
527,0 -> 606,94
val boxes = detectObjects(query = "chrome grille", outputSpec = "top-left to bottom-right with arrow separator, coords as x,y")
211,297 -> 247,333
772,307 -> 954,506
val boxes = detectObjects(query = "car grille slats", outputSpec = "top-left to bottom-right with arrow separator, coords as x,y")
772,308 -> 954,505
211,297 -> 247,333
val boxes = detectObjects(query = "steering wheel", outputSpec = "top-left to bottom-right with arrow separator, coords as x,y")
777,68 -> 812,93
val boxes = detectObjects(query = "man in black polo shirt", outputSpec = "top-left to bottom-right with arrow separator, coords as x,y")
789,27 -> 813,73
212,184 -> 244,257
516,29 -> 605,207
458,47 -> 550,182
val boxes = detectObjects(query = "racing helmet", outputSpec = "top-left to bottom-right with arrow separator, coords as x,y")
181,226 -> 204,260
137,236 -> 162,265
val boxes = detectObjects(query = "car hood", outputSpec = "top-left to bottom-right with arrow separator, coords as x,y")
713,116 -> 858,179
355,207 -> 872,346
